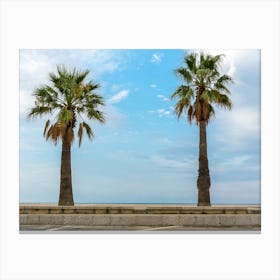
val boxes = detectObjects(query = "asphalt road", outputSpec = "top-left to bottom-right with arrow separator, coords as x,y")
20,224 -> 261,232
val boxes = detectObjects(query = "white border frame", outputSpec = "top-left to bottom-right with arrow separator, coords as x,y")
1,0 -> 280,279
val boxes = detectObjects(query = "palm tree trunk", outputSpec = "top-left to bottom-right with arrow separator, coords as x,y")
58,139 -> 74,206
197,120 -> 211,206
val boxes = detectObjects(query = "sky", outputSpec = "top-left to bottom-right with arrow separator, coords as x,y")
19,49 -> 261,204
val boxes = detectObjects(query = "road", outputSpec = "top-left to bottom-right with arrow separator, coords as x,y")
20,224 -> 261,232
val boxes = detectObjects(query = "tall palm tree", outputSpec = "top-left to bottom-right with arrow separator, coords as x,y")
28,66 -> 105,206
171,52 -> 233,206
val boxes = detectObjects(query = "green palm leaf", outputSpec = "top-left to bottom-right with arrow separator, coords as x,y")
171,52 -> 233,124
82,121 -> 94,140
28,65 -> 105,146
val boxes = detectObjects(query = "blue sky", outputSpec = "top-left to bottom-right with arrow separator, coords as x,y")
19,49 -> 260,204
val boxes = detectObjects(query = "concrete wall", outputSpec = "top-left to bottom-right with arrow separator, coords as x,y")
20,213 -> 261,227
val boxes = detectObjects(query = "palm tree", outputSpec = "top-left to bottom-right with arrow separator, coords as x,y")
28,66 -> 105,206
171,52 -> 233,206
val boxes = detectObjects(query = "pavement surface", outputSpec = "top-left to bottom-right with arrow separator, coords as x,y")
20,204 -> 261,232
20,224 -> 261,232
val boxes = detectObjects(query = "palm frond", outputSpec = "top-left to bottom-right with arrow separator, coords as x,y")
175,67 -> 193,83
187,105 -> 194,123
212,91 -> 232,109
171,51 -> 233,124
57,108 -> 73,126
46,123 -> 60,145
65,127 -> 74,144
82,121 -> 94,140
208,104 -> 216,120
171,85 -> 194,100
87,109 -> 105,123
78,123 -> 83,147
43,119 -> 50,137
217,74 -> 233,84
174,99 -> 186,119
171,85 -> 194,119
200,53 -> 224,70
214,74 -> 233,93
29,65 -> 105,146
85,82 -> 100,92
184,52 -> 197,73
76,70 -> 90,84
50,123 -> 59,144
28,106 -> 52,118
46,124 -> 54,141
202,99 -> 210,121
217,94 -> 232,110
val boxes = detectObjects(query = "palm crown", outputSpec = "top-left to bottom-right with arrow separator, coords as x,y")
171,52 -> 233,124
29,66 -> 105,146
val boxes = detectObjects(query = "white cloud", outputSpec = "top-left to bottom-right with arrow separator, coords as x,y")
150,155 -> 193,169
107,89 -> 129,104
102,104 -> 127,129
20,49 -> 125,115
191,49 -> 260,83
224,155 -> 251,165
157,94 -> 170,102
149,108 -> 171,117
151,53 -> 163,63
212,155 -> 259,173
110,84 -> 121,92
227,59 -> 236,77
20,162 -> 59,189
206,50 -> 239,77
20,89 -> 35,116
211,180 -> 260,204
156,137 -> 173,145
157,108 -> 170,117
214,105 -> 260,150
150,84 -> 157,88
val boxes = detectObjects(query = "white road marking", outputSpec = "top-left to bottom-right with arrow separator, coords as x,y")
48,225 -> 72,231
143,225 -> 180,231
